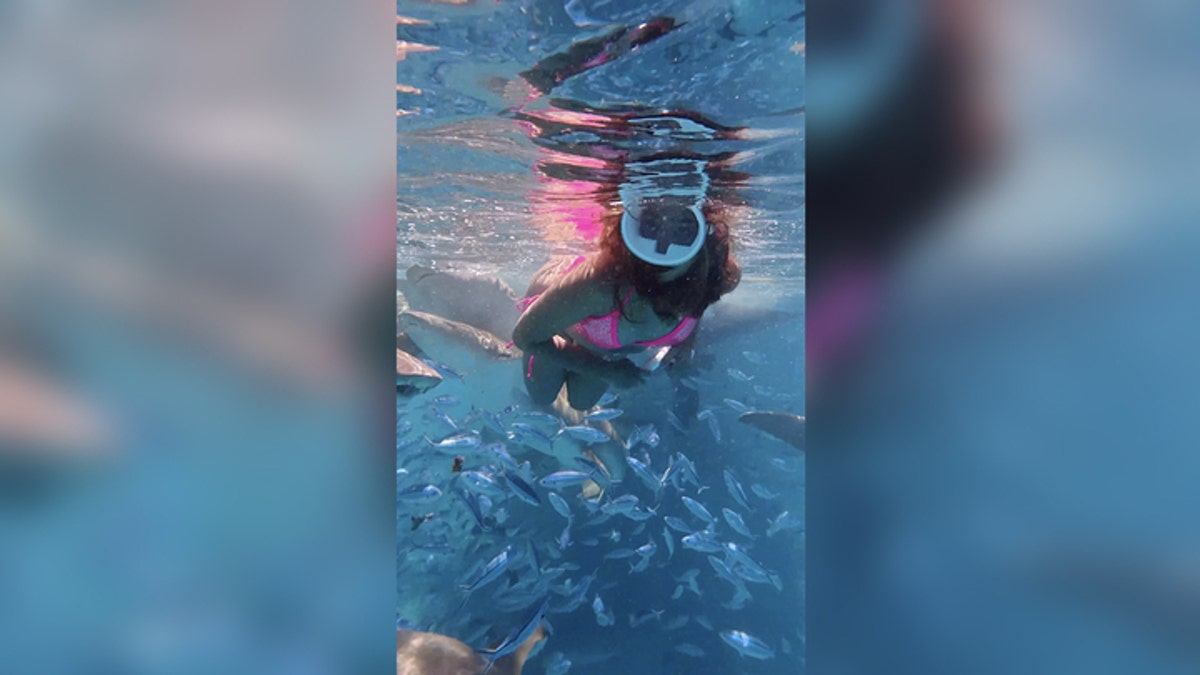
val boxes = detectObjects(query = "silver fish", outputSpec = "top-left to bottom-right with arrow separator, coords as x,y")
454,489 -> 489,531
628,556 -> 651,573
675,643 -> 705,657
723,397 -> 750,413
427,431 -> 481,450
681,496 -> 716,524
483,443 -> 518,471
479,409 -> 506,435
673,453 -> 702,489
624,506 -> 658,522
722,507 -> 753,538
539,471 -> 592,489
674,569 -> 702,598
460,547 -> 512,593
429,406 -> 459,432
628,609 -> 663,627
767,510 -> 804,537
727,368 -> 754,382
548,492 -> 572,519
723,542 -> 770,579
508,423 -> 553,450
625,456 -> 662,494
664,516 -> 693,534
584,408 -> 624,422
559,425 -> 612,444
475,598 -> 550,674
398,484 -> 443,502
724,470 -> 753,512
681,531 -> 724,554
600,494 -> 639,515
460,471 -> 506,497
751,483 -> 779,500
635,540 -> 657,558
719,630 -> 775,660
505,473 -> 541,506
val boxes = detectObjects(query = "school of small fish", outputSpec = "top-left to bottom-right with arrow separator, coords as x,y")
397,351 -> 803,672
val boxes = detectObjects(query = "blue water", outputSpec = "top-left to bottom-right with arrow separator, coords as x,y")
398,1 -> 804,672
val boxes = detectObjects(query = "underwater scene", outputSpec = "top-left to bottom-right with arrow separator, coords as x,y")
397,1 -> 803,673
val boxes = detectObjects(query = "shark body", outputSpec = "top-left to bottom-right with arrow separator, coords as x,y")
739,411 -> 805,450
396,625 -> 545,675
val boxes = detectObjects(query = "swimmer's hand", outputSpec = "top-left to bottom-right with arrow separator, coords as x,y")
605,361 -> 646,389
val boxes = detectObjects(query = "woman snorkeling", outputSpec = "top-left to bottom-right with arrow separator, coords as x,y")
512,159 -> 741,411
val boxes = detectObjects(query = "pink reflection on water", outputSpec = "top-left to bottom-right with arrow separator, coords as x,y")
530,176 -> 609,242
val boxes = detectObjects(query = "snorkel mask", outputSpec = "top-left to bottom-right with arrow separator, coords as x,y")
619,159 -> 711,268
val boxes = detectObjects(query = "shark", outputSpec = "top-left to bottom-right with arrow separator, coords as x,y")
396,625 -> 545,675
738,411 -> 806,450
396,348 -> 442,395
397,310 -> 524,412
400,265 -> 522,341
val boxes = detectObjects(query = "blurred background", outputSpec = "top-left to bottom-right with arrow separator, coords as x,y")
807,0 -> 1200,673
0,0 -> 396,672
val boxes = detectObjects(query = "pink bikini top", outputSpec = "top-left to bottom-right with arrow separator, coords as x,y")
517,256 -> 698,351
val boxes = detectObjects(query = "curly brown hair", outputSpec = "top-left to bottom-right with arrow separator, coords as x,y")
593,197 -> 741,321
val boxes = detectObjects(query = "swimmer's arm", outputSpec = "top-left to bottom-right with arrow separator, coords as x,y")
512,276 -> 626,381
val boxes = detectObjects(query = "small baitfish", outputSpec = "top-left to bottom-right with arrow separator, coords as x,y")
559,425 -> 612,444
505,472 -> 541,506
681,496 -> 716,524
767,510 -> 804,537
460,471 -> 507,497
539,471 -> 593,489
398,484 -> 443,502
664,516 -> 693,534
723,397 -> 750,413
722,507 -> 754,539
727,368 -> 754,382
475,598 -> 550,674
720,630 -> 776,660
426,431 -> 480,451
681,531 -> 724,554
724,470 -> 753,512
751,483 -> 779,501
600,494 -> 639,516
548,492 -> 572,519
625,456 -> 662,493
635,540 -> 657,559
584,407 -> 624,422
459,547 -> 512,594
